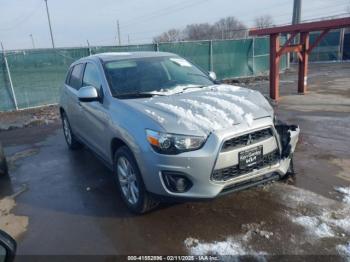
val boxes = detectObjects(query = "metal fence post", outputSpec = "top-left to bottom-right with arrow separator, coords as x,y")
209,40 -> 213,72
339,28 -> 345,61
286,34 -> 291,69
1,43 -> 18,110
87,40 -> 92,56
156,42 -> 159,52
252,37 -> 255,75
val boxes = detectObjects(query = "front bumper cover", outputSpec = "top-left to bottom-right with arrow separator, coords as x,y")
139,122 -> 300,199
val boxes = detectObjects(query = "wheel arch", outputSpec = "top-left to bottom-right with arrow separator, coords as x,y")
111,137 -> 129,160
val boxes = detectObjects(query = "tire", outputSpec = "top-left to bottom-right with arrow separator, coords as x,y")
114,146 -> 159,214
61,112 -> 83,150
0,143 -> 8,176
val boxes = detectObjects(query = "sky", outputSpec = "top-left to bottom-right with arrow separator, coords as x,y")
0,0 -> 349,50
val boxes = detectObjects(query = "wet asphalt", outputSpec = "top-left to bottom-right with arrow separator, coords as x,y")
0,63 -> 350,258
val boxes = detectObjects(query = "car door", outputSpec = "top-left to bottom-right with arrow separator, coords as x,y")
64,63 -> 85,137
79,62 -> 109,159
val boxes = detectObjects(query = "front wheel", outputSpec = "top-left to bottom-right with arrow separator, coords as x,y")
114,146 -> 159,214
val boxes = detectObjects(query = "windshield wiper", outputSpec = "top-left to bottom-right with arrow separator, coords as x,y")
187,73 -> 220,84
181,85 -> 206,91
115,91 -> 166,99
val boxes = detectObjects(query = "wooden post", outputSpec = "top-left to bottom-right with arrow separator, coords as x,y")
269,33 -> 280,100
298,32 -> 309,94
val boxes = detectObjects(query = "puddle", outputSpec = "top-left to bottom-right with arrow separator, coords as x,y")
6,148 -> 39,169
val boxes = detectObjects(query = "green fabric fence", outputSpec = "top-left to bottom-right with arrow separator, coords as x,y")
1,37 -> 288,111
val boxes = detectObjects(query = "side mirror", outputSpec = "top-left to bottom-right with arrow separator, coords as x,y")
78,86 -> 99,102
0,230 -> 16,262
209,71 -> 217,81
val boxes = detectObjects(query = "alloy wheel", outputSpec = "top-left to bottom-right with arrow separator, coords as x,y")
117,156 -> 139,205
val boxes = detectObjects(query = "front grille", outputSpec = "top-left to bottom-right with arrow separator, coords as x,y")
212,150 -> 280,182
221,128 -> 273,152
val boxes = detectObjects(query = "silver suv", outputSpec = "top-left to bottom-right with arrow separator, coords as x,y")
59,52 -> 299,213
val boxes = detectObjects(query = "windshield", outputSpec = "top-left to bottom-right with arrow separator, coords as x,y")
103,56 -> 214,98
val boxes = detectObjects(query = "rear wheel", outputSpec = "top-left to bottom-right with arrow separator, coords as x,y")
114,146 -> 159,214
61,112 -> 82,150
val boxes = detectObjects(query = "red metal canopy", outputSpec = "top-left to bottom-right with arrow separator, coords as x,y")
249,17 -> 350,100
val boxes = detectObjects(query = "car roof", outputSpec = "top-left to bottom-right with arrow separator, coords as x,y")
81,51 -> 177,63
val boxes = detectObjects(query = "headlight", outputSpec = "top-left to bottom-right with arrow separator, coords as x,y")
145,129 -> 206,154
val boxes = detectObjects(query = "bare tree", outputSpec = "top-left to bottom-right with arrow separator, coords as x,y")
153,28 -> 182,43
183,23 -> 215,40
153,16 -> 247,42
213,17 -> 247,39
254,15 -> 274,29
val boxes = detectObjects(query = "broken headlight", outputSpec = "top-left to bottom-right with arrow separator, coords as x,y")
146,129 -> 206,154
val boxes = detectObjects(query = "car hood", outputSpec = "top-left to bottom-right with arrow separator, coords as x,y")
122,84 -> 273,136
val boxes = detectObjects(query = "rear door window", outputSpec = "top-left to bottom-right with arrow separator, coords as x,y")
68,63 -> 85,90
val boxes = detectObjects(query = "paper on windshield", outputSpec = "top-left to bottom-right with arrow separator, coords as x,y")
170,58 -> 192,67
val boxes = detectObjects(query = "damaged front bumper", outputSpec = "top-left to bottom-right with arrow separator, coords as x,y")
219,122 -> 300,195
140,120 -> 300,199
275,122 -> 300,175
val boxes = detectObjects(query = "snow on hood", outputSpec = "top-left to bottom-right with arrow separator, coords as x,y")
124,84 -> 272,136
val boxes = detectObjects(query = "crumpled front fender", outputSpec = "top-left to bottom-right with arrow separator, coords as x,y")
275,121 -> 300,175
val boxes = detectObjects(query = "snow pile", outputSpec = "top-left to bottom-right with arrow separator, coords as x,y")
157,85 -> 202,95
184,237 -> 247,256
244,113 -> 254,127
184,237 -> 267,258
145,109 -> 165,124
267,183 -> 350,243
201,96 -> 244,120
218,93 -> 259,110
155,102 -> 222,131
180,99 -> 234,126
184,223 -> 270,258
203,84 -> 241,92
335,187 -> 350,204
291,216 -> 335,238
336,243 -> 350,258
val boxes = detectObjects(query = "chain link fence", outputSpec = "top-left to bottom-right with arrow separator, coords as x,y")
1,29 -> 347,112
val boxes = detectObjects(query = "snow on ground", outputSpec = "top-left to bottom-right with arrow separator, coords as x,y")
184,236 -> 267,260
184,237 -> 248,256
336,243 -> 350,258
184,222 -> 271,258
270,183 -> 350,239
335,187 -> 350,204
184,183 -> 350,257
290,216 -> 335,238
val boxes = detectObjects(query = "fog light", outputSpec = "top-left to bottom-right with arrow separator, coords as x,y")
162,171 -> 193,193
